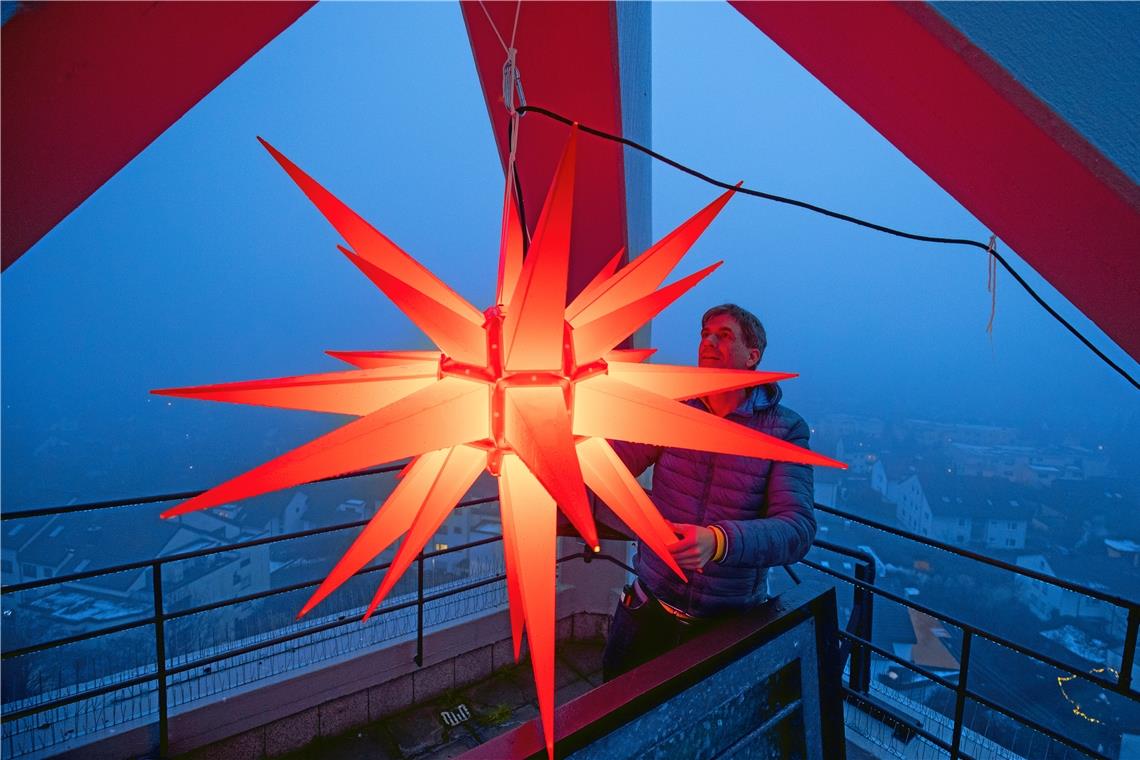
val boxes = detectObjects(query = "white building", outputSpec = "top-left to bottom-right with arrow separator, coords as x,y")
894,474 -> 1035,549
1014,554 -> 1116,622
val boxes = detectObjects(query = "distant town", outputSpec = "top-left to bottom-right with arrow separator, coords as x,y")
807,413 -> 1140,758
3,409 -> 1138,756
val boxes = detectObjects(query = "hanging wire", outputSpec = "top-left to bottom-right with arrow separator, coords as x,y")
515,104 -> 1139,391
507,115 -> 531,253
477,0 -> 509,54
477,0 -> 523,57
480,0 -> 530,253
986,235 -> 998,337
508,0 -> 521,51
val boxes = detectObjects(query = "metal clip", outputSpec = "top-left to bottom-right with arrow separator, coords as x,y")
501,48 -> 526,116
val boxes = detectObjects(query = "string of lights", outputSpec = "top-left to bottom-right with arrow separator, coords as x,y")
515,104 -> 1139,391
1058,666 -> 1119,725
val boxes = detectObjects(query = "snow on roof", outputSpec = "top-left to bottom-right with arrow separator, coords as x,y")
1105,538 -> 1140,553
28,590 -> 148,623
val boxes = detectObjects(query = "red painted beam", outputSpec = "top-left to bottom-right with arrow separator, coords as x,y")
460,1 -> 628,302
1,1 -> 314,271
732,1 -> 1140,362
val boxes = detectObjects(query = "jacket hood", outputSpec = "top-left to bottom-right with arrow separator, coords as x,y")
754,382 -> 782,411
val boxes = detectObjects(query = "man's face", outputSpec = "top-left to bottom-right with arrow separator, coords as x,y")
698,313 -> 760,370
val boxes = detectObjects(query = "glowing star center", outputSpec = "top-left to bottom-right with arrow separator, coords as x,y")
437,306 -> 608,477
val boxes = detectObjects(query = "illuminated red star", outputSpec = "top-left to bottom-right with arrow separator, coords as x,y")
154,127 -> 843,757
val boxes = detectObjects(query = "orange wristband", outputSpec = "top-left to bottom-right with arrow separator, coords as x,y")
710,524 -> 727,563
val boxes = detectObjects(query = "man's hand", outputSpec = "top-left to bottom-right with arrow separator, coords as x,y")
669,523 -> 717,571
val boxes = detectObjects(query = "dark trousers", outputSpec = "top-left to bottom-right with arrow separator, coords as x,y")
601,590 -> 711,682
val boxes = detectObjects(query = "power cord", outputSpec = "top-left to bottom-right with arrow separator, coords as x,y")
516,104 -> 1138,390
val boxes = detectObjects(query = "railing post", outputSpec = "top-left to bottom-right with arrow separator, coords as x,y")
1120,607 -> 1139,692
950,629 -> 972,759
850,561 -> 874,693
151,562 -> 169,758
414,551 -> 425,667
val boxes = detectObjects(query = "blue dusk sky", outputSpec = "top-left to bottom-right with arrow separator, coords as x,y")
3,2 -> 1137,508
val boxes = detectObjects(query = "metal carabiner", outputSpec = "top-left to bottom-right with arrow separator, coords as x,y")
501,48 -> 526,116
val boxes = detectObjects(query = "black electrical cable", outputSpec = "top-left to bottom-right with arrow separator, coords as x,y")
516,104 -> 1139,391
506,116 -> 531,254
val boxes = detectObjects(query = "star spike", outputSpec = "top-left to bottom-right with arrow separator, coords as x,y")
498,472 -> 528,661
571,261 -> 723,365
499,455 -> 558,760
501,127 -> 578,372
152,365 -> 439,417
395,458 -> 417,480
573,375 -> 846,469
502,385 -> 598,549
161,377 -> 489,517
298,449 -> 451,617
362,444 -> 488,619
495,173 -> 525,307
606,363 -> 797,401
565,246 -> 625,319
603,347 -> 657,363
339,247 -> 487,366
258,137 -> 484,325
568,184 -> 739,327
576,437 -> 687,582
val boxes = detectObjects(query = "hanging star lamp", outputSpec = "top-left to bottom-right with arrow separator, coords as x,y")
153,126 -> 844,757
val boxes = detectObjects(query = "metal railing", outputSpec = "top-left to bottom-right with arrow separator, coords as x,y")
3,478 -> 1138,760
798,503 -> 1140,760
1,464 -> 583,757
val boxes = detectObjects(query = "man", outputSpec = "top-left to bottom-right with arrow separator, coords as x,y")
601,303 -> 816,681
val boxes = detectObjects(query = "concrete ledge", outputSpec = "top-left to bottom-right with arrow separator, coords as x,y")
166,608 -> 511,756
454,643 -> 494,685
264,710 -> 316,758
368,672 -> 413,720
412,658 -> 454,704
318,690 -> 369,737
192,609 -> 606,757
163,602 -> 616,758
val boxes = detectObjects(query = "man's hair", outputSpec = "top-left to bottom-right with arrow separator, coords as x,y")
702,303 -> 767,367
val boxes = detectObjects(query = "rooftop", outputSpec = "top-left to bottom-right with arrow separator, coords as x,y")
919,474 -> 1039,520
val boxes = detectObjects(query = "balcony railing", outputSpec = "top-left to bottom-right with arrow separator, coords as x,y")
3,476 -> 1138,759
798,504 -> 1140,760
0,464 -> 640,759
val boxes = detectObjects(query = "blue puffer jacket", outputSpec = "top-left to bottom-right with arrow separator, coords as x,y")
612,384 -> 815,617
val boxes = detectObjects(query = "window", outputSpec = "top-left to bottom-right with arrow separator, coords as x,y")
1006,538 -> 1016,547
22,564 -> 36,578
1008,521 -> 1018,529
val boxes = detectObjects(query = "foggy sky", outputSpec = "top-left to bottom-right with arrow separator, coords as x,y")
3,2 -> 1137,509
